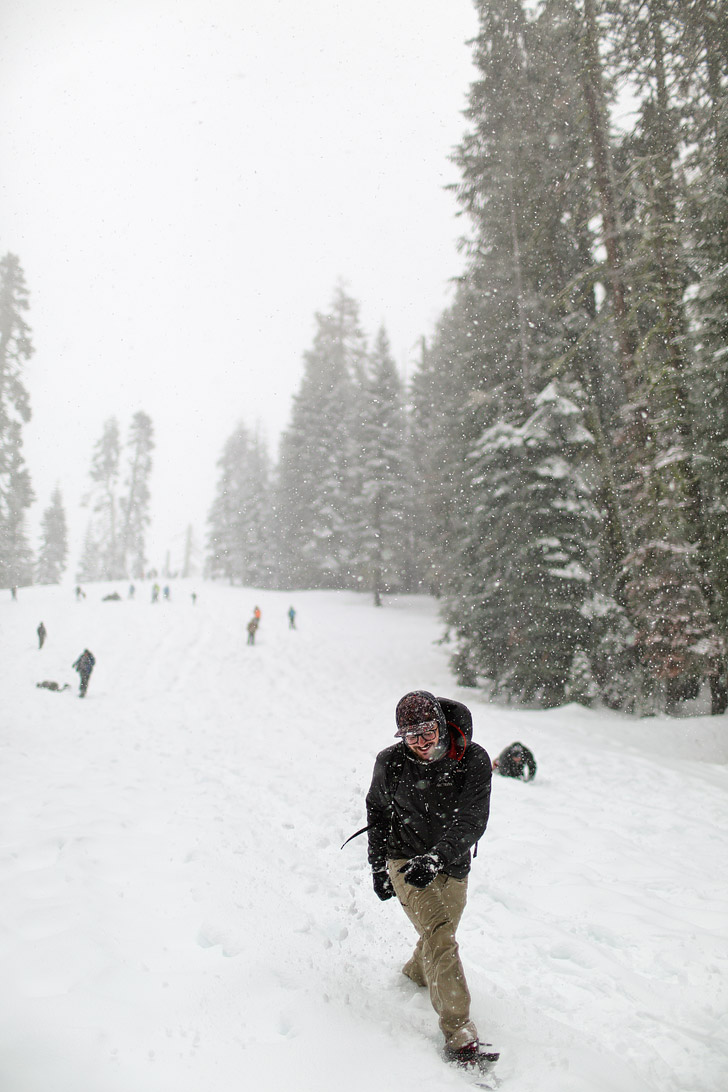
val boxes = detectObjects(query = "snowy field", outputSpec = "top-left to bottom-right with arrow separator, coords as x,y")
1,580 -> 727,1092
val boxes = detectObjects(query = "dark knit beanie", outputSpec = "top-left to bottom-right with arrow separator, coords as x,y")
395,690 -> 446,736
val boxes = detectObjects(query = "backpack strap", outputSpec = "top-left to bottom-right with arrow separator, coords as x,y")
340,824 -> 370,849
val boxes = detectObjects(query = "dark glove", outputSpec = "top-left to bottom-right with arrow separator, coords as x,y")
398,852 -> 442,889
372,869 -> 395,901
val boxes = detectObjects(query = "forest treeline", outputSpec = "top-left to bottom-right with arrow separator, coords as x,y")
2,0 -> 726,714
207,0 -> 728,714
0,247 -> 157,588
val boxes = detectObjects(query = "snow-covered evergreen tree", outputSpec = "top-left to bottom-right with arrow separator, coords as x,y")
36,486 -> 68,584
120,411 -> 154,579
0,253 -> 35,590
446,384 -> 601,707
82,417 -> 123,581
621,540 -> 723,711
351,328 -> 410,604
76,525 -> 102,584
408,286 -> 494,597
206,423 -> 271,586
276,285 -> 364,589
565,649 -> 600,707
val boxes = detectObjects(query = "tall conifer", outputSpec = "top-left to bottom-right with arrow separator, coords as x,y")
0,254 -> 34,589
36,486 -> 68,584
276,285 -> 364,588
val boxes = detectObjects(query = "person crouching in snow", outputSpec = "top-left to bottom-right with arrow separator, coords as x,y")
366,690 -> 492,1068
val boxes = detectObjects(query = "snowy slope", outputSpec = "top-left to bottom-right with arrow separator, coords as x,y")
1,581 -> 726,1092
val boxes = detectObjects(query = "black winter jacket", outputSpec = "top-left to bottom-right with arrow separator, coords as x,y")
366,700 -> 491,880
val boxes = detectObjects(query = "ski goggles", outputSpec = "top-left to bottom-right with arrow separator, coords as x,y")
395,721 -> 439,743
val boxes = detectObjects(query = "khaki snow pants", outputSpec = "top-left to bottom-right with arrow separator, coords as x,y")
388,859 -> 478,1052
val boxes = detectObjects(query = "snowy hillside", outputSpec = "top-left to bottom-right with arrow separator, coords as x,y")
1,581 -> 726,1092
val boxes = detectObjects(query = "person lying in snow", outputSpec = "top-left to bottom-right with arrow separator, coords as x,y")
492,741 -> 537,781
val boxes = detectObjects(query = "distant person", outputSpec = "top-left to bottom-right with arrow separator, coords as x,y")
151,584 -> 160,603
11,586 -> 17,600
128,584 -> 135,599
253,605 -> 261,623
163,585 -> 170,601
72,649 -> 96,698
247,618 -> 259,646
75,585 -> 85,600
191,592 -> 197,606
288,606 -> 296,629
37,621 -> 47,649
492,742 -> 537,781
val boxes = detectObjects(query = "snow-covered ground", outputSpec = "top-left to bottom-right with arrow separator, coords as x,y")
1,580 -> 727,1092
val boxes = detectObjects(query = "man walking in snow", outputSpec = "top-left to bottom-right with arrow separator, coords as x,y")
72,649 -> 96,698
366,690 -> 493,1070
37,621 -> 47,649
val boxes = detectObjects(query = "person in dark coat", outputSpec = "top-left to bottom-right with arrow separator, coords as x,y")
493,742 -> 537,781
37,621 -> 47,649
72,649 -> 96,698
246,618 -> 258,645
366,691 -> 493,1068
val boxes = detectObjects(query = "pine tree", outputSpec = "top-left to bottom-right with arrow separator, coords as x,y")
82,417 -> 123,581
565,648 -> 600,706
681,2 -> 728,708
181,523 -> 198,579
120,411 -> 154,579
595,0 -> 728,708
76,525 -> 102,583
0,253 -> 35,589
446,384 -> 602,706
206,423 -> 271,586
352,328 -> 410,604
276,285 -> 365,588
430,0 -> 728,712
620,539 -> 723,713
408,285 -> 495,597
36,486 -> 68,584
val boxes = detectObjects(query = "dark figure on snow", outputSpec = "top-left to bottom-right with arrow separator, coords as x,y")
288,606 -> 296,629
72,649 -> 96,698
366,691 -> 494,1071
128,584 -> 135,599
151,584 -> 160,603
75,585 -> 85,600
11,586 -> 17,600
246,618 -> 258,645
253,605 -> 261,624
492,742 -> 537,781
36,680 -> 70,692
37,621 -> 47,649
191,592 -> 197,606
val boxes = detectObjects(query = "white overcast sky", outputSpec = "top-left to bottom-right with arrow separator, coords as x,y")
1,0 -> 478,574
